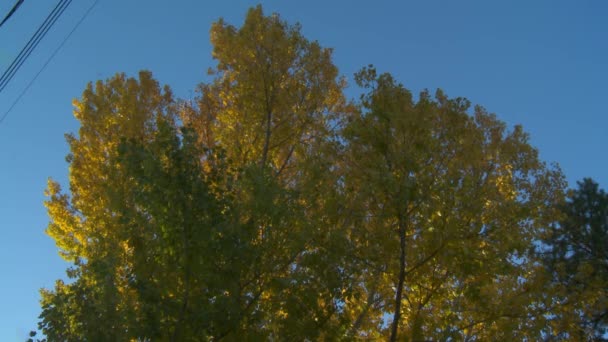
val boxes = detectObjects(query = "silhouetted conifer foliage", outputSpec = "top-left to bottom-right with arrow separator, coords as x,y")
541,178 -> 608,340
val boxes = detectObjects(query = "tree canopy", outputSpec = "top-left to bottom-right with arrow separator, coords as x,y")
541,178 -> 608,340
33,5 -> 604,341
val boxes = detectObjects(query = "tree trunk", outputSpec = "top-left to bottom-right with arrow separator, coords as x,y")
390,218 -> 407,342
260,110 -> 272,167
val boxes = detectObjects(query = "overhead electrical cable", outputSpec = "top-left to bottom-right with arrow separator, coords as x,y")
0,0 -> 100,125
0,0 -> 25,28
0,0 -> 72,94
0,0 -> 71,93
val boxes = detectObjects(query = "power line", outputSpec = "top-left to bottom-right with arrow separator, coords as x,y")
0,0 -> 25,28
0,0 -> 70,92
0,0 -> 72,94
0,0 -> 100,125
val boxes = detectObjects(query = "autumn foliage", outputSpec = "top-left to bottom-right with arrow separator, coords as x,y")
34,6 -> 606,341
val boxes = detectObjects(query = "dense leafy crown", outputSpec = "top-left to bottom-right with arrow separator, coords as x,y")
33,5 -> 605,342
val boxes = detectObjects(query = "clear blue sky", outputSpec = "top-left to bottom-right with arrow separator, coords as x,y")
0,0 -> 605,340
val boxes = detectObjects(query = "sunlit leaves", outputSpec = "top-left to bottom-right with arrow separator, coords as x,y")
36,6 -> 571,342
206,5 -> 346,178
342,66 -> 564,340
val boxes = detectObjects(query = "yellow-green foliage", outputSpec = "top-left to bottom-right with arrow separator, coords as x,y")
38,5 -> 596,342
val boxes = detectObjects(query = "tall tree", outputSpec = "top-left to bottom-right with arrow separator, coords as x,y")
40,71 -> 177,341
181,5 -> 352,339
39,6 -> 353,341
542,178 -> 608,340
341,67 -> 565,340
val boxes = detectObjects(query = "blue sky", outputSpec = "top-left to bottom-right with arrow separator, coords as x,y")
0,0 -> 605,340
